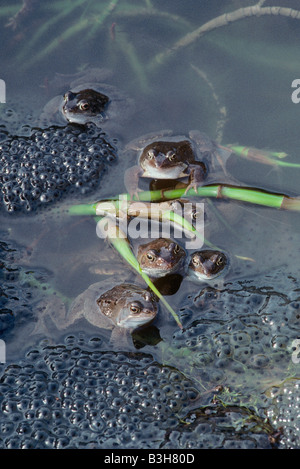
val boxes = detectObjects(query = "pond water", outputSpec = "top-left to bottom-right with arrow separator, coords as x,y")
1,0 -> 300,449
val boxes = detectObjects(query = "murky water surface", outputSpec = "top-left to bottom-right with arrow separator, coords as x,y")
1,0 -> 300,449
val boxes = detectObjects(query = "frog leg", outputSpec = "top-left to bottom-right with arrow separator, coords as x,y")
189,129 -> 231,177
109,327 -> 133,350
30,295 -> 68,337
124,165 -> 144,199
189,130 -> 217,154
184,162 -> 207,194
39,96 -> 64,127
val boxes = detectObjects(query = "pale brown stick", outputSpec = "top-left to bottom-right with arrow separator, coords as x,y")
150,4 -> 300,66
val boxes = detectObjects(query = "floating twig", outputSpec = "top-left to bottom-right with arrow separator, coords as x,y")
150,4 -> 300,68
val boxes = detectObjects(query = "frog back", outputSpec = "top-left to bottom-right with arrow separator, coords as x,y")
68,280 -> 116,331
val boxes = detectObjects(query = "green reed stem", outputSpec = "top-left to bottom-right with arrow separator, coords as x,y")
112,185 -> 300,210
226,145 -> 300,167
69,199 -> 224,251
69,183 -> 300,214
69,203 -> 99,216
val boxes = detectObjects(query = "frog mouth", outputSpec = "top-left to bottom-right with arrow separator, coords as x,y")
117,311 -> 156,329
142,165 -> 186,179
141,259 -> 184,278
188,269 -> 217,280
188,263 -> 228,281
62,105 -> 107,123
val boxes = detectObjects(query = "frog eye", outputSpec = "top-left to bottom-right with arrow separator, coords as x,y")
146,252 -> 155,261
167,151 -> 176,161
192,255 -> 201,266
173,244 -> 181,254
216,255 -> 224,266
147,149 -> 156,159
130,303 -> 141,314
192,210 -> 200,220
79,100 -> 90,111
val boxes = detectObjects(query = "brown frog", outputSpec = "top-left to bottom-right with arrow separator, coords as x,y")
39,69 -> 134,129
33,281 -> 158,348
187,249 -> 229,282
124,130 -> 227,198
136,237 -> 186,279
61,88 -> 110,125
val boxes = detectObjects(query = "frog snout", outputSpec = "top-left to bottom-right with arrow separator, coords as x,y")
154,153 -> 167,167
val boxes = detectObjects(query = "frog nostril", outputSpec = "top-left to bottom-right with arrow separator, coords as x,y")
64,91 -> 75,102
155,153 -> 166,167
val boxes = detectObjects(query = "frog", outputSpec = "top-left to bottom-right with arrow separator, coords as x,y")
123,129 -> 230,198
39,68 -> 134,131
32,280 -> 159,348
187,249 -> 229,282
61,87 -> 111,125
136,237 -> 186,279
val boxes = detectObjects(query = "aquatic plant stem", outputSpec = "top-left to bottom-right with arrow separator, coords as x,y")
1,6 -> 19,19
15,0 -> 85,66
84,0 -> 120,41
114,30 -> 150,93
103,222 -> 183,329
149,4 -> 300,68
69,183 -> 300,213
226,145 -> 300,168
110,186 -> 300,211
69,203 -> 98,216
191,64 -> 227,143
69,199 -> 225,252
19,271 -> 72,306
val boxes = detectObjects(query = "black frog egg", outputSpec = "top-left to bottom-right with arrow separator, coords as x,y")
0,124 -> 118,213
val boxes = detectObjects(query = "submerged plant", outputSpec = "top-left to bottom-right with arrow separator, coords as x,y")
4,0 -> 300,98
149,1 -> 300,69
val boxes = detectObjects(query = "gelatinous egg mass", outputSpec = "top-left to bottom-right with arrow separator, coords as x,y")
0,123 -> 117,213
0,335 -> 199,449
